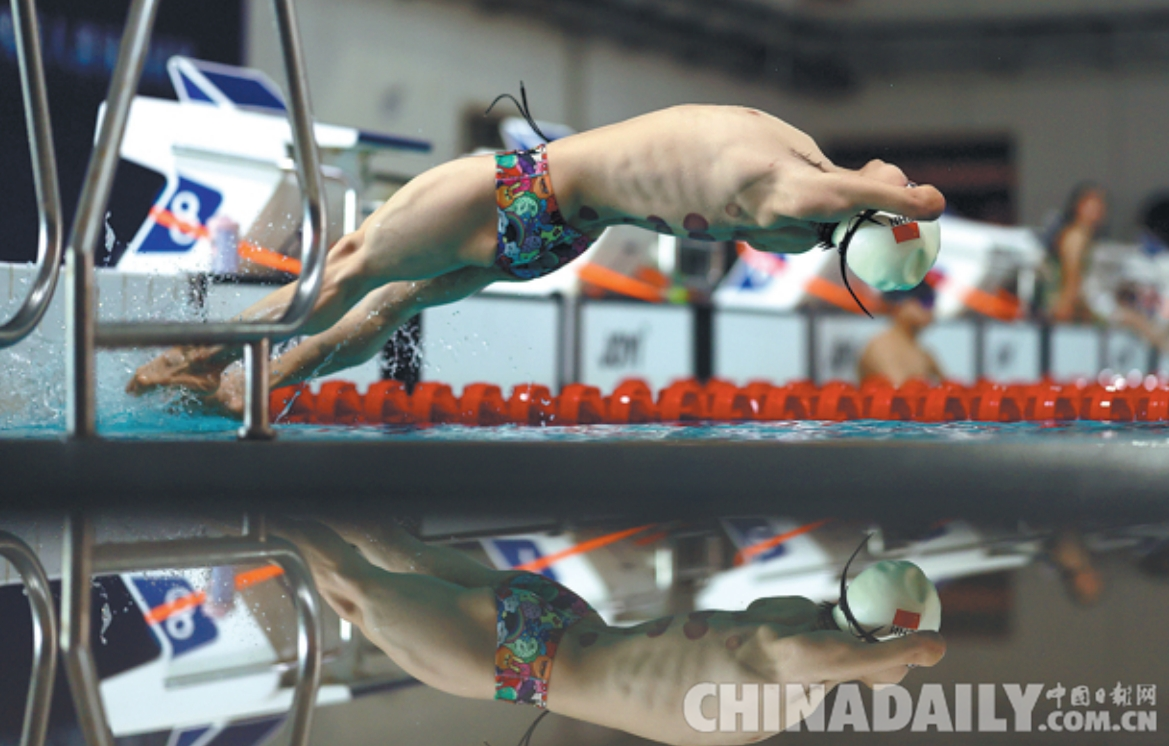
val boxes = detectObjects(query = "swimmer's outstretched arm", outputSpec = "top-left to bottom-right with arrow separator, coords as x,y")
273,518 -> 500,700
319,515 -> 508,589
199,267 -> 508,416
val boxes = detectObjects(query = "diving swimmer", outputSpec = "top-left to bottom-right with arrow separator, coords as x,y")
127,105 -> 945,412
275,517 -> 946,746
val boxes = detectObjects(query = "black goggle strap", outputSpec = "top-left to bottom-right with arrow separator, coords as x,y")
821,209 -> 880,318
485,81 -> 553,144
519,710 -> 549,746
837,533 -> 881,644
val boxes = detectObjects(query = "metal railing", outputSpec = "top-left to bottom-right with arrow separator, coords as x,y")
59,515 -> 323,746
65,0 -> 328,440
0,531 -> 58,746
0,0 -> 62,349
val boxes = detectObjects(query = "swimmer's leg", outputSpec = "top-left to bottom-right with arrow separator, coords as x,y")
274,518 -> 499,700
128,155 -> 499,396
200,267 -> 510,416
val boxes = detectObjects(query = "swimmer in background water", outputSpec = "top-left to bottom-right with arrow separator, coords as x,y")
127,104 -> 944,413
857,283 -> 943,387
272,516 -> 945,746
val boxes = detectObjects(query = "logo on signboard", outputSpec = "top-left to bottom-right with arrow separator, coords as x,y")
600,329 -> 646,368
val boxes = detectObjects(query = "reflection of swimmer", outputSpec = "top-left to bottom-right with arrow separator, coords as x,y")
126,104 -> 944,414
1048,527 -> 1103,607
857,283 -> 943,386
274,518 -> 945,746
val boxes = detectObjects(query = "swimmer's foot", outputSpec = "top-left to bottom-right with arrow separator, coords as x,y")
126,345 -> 234,396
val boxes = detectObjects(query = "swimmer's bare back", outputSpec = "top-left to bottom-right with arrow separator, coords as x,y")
550,597 -> 945,746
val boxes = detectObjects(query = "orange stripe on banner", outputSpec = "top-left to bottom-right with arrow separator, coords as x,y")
515,525 -> 656,573
149,206 -> 303,276
237,241 -> 302,275
149,206 -> 209,240
577,263 -> 664,303
805,276 -> 885,315
144,589 -> 208,625
734,519 -> 833,566
924,274 -> 1020,321
234,564 -> 286,590
633,529 -> 670,547
143,564 -> 286,625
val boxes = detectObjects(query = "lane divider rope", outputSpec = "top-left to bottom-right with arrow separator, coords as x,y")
271,377 -> 1169,426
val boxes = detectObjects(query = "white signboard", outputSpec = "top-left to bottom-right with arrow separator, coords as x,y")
422,295 -> 560,393
982,322 -> 1041,383
1050,325 -> 1102,380
580,301 -> 693,391
919,321 -> 978,383
813,315 -> 884,383
713,309 -> 807,384
1105,329 -> 1151,375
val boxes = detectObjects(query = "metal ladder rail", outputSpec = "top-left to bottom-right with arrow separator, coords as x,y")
0,531 -> 59,746
0,0 -> 63,348
65,0 -> 328,440
60,515 -> 323,746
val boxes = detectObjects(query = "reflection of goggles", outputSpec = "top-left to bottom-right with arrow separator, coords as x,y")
884,282 -> 935,309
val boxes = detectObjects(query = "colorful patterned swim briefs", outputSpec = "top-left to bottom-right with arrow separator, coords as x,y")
494,145 -> 594,280
494,572 -> 595,709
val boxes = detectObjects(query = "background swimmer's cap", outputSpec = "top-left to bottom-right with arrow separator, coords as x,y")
833,212 -> 941,292
833,559 -> 942,641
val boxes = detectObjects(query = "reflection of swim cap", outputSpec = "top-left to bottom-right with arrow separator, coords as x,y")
833,212 -> 941,292
833,560 -> 942,641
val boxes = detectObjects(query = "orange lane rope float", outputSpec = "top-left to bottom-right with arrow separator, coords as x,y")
272,377 -> 1169,426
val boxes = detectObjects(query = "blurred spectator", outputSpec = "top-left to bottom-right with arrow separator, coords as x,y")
1110,281 -> 1169,355
857,283 -> 942,386
1140,192 -> 1169,254
1046,182 -> 1108,323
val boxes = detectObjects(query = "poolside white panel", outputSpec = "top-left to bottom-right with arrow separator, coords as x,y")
920,321 -> 977,383
1105,329 -> 1151,375
580,301 -> 692,392
813,315 -> 884,383
713,309 -> 807,384
423,295 -> 560,392
205,281 -> 273,320
983,322 -> 1041,382
1050,325 -> 1102,380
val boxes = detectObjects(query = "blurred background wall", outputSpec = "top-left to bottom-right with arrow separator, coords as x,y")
245,0 -> 1169,236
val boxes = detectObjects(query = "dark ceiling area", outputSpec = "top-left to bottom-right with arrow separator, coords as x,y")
467,0 -> 1169,95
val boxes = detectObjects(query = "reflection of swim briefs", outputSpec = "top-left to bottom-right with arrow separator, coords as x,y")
494,572 -> 594,709
494,145 -> 594,280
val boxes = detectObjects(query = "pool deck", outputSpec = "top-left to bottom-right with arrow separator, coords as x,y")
4,438 -> 1168,522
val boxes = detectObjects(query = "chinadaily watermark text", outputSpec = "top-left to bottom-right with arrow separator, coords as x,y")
683,682 -> 1157,734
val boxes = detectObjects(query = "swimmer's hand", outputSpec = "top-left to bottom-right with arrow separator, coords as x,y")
126,345 -> 233,396
194,367 -> 245,419
802,159 -> 945,224
775,628 -> 947,691
742,159 -> 944,255
737,597 -> 946,691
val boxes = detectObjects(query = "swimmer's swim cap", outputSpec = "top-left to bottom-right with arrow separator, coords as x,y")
833,560 -> 942,641
833,212 -> 941,292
